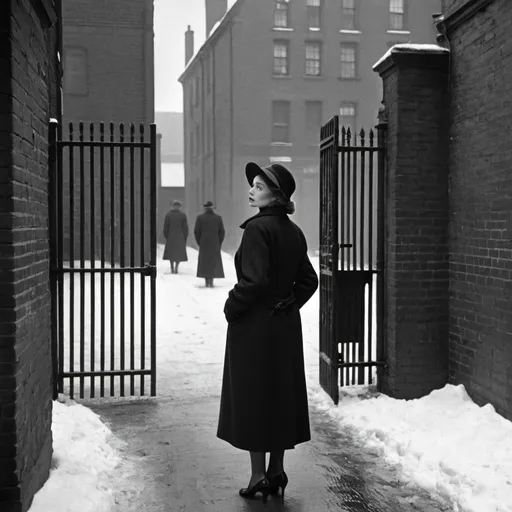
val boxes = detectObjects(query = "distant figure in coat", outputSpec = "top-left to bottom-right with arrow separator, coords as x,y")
218,163 -> 318,503
162,200 -> 188,274
194,201 -> 225,287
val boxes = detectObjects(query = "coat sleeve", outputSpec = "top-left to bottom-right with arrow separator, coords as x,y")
224,223 -> 270,322
293,252 -> 319,309
183,215 -> 189,242
218,217 -> 225,245
163,213 -> 169,239
194,217 -> 201,245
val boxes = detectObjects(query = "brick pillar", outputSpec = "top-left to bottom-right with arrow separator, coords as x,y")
374,47 -> 450,399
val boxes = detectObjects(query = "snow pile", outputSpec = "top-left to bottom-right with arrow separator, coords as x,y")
310,384 -> 512,512
373,43 -> 449,70
29,397 -> 121,512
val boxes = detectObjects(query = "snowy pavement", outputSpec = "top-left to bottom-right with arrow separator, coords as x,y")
29,247 -> 512,512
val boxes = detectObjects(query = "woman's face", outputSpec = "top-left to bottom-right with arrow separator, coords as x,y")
249,175 -> 274,208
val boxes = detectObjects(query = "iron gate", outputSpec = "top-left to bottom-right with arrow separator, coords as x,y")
49,120 -> 157,399
319,115 -> 386,405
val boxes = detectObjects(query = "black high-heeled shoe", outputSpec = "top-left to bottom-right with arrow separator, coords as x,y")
239,477 -> 271,503
267,471 -> 288,502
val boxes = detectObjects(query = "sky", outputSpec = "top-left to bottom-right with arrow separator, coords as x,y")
154,0 -> 207,113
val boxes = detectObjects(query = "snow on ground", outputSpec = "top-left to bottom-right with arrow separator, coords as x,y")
310,384 -> 512,512
30,247 -> 512,512
29,396 -> 122,512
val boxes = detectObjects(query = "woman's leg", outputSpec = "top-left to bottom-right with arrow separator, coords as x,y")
267,450 -> 285,477
247,451 -> 266,487
175,261 -> 180,274
170,261 -> 175,273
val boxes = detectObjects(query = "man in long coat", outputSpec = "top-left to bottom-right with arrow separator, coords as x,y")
194,201 -> 225,287
162,200 -> 188,274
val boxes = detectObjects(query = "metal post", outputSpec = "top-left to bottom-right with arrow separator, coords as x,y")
49,120 -> 59,399
150,123 -> 157,396
376,108 -> 388,390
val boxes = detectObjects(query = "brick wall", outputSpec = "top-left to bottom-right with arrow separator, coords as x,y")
62,0 -> 153,125
0,0 -> 58,511
374,48 -> 450,399
444,0 -> 512,419
59,0 -> 154,265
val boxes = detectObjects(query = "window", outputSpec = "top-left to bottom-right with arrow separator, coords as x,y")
64,48 -> 87,95
189,80 -> 194,109
274,0 -> 290,28
341,0 -> 357,30
307,0 -> 322,29
340,44 -> 357,78
306,101 -> 322,141
195,123 -> 200,156
194,76 -> 200,105
209,115 -> 214,153
273,41 -> 289,75
305,42 -> 322,76
272,101 -> 290,143
206,57 -> 212,93
389,0 -> 405,30
340,102 -> 357,139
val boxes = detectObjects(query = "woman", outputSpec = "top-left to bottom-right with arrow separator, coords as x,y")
162,200 -> 188,274
217,162 -> 318,503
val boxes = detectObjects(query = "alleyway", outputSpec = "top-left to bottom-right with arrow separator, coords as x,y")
87,248 -> 450,512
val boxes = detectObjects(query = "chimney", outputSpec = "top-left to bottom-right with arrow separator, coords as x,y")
205,0 -> 228,37
185,25 -> 194,65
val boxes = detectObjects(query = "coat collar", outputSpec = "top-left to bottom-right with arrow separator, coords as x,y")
239,205 -> 288,229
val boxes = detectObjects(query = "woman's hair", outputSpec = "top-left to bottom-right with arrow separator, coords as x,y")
268,187 -> 296,215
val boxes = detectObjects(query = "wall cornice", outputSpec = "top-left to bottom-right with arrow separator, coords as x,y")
437,0 -> 495,33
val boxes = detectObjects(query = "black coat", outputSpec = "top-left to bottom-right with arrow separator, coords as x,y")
194,210 -> 225,278
163,209 -> 188,262
217,205 -> 318,452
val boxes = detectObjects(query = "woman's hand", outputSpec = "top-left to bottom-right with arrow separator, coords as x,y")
224,299 -> 241,323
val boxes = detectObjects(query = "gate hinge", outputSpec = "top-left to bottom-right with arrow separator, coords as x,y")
142,264 -> 157,278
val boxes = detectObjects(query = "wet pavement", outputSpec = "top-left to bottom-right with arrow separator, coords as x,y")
89,394 -> 450,512
85,259 -> 450,511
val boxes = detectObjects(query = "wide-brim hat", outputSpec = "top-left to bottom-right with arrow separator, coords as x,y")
245,162 -> 296,199
203,200 -> 214,208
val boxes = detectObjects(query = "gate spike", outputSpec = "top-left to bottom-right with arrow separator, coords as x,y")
130,123 -> 135,142
341,126 -> 346,145
369,129 -> 374,147
139,123 -> 144,141
79,121 -> 84,141
119,122 -> 124,140
99,122 -> 105,141
90,122 -> 94,141
360,128 -> 365,147
69,121 -> 74,141
110,122 -> 114,141
346,127 -> 351,146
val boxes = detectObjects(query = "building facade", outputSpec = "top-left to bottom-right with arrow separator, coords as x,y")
60,0 -> 155,263
62,0 -> 154,125
179,0 -> 440,252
